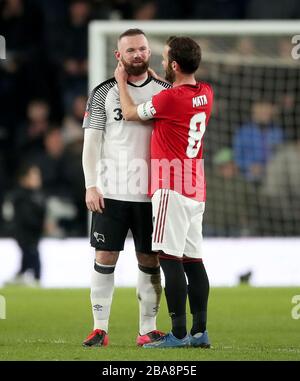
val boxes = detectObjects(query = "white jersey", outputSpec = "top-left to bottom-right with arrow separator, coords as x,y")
83,76 -> 170,202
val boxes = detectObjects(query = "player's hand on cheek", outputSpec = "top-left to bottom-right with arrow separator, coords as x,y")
114,63 -> 121,83
148,67 -> 159,79
115,61 -> 128,83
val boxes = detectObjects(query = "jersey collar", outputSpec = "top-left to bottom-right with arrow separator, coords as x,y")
127,76 -> 152,88
180,83 -> 199,88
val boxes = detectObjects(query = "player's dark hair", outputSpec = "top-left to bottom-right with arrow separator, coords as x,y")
166,36 -> 176,44
167,37 -> 201,74
118,28 -> 146,41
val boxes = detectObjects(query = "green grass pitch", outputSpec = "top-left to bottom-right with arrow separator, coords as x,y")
0,286 -> 299,360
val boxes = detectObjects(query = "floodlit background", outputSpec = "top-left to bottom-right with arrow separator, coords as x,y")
0,0 -> 300,287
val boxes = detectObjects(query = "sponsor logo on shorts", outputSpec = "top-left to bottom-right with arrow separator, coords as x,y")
94,232 -> 105,243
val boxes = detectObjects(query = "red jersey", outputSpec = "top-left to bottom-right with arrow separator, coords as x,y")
137,82 -> 213,201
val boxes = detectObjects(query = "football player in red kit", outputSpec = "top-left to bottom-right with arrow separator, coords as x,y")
115,36 -> 213,348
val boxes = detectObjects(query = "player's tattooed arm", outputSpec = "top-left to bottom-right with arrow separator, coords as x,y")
114,61 -> 141,121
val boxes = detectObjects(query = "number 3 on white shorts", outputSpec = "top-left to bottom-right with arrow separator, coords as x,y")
186,112 -> 206,159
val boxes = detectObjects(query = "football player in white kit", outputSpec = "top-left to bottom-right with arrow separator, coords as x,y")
82,29 -> 170,347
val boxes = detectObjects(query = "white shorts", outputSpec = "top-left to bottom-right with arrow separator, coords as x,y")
152,189 -> 205,258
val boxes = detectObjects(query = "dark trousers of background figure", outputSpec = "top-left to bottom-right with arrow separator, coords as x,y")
18,244 -> 41,280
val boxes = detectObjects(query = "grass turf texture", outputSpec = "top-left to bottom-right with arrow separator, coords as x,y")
0,287 -> 299,360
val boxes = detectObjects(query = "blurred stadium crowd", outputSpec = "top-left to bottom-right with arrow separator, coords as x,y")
0,0 -> 299,239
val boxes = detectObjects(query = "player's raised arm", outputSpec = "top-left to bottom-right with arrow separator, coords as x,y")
115,61 -> 158,122
114,61 -> 141,121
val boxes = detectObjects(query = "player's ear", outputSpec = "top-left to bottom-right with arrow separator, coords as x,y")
114,50 -> 121,60
148,48 -> 151,57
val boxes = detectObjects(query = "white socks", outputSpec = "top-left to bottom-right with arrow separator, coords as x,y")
137,265 -> 162,335
90,262 -> 115,333
90,262 -> 162,336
